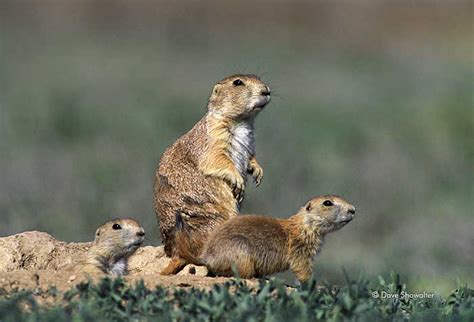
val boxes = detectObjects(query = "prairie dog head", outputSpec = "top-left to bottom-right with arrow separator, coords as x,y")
299,195 -> 356,234
207,74 -> 271,120
94,218 -> 145,259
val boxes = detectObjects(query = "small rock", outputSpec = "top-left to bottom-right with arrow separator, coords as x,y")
177,264 -> 208,277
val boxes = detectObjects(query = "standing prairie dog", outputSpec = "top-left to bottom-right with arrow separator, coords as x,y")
154,74 -> 271,274
176,195 -> 356,283
78,219 -> 145,276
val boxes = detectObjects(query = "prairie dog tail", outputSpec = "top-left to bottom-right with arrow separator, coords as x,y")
175,212 -> 206,266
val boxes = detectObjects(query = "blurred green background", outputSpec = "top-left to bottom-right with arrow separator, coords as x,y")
0,1 -> 472,294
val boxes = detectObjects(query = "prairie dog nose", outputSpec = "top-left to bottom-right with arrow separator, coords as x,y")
261,86 -> 271,96
136,229 -> 145,237
348,206 -> 356,215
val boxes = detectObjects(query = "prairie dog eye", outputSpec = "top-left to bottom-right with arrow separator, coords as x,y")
112,223 -> 122,230
322,200 -> 333,207
233,79 -> 244,86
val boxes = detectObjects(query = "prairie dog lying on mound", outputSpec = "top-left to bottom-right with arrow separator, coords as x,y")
77,218 -> 145,276
176,195 -> 355,283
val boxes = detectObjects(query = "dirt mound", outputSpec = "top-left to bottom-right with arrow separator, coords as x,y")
0,230 -> 174,273
0,231 -> 241,304
0,231 -> 91,272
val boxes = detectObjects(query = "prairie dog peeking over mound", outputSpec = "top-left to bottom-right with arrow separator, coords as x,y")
176,195 -> 356,283
79,219 -> 145,276
154,74 -> 271,274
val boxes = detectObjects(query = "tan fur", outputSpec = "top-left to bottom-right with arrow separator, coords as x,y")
77,219 -> 145,276
154,74 -> 271,274
159,257 -> 187,275
177,195 -> 355,283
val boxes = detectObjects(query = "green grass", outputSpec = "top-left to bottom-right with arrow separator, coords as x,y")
0,274 -> 472,321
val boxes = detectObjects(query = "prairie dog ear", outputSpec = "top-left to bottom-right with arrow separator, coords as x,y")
213,83 -> 223,94
94,227 -> 102,240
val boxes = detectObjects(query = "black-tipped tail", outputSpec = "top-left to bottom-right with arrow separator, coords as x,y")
174,212 -> 206,266
175,212 -> 185,231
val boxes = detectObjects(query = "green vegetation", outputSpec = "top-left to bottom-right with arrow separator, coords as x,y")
0,274 -> 472,321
